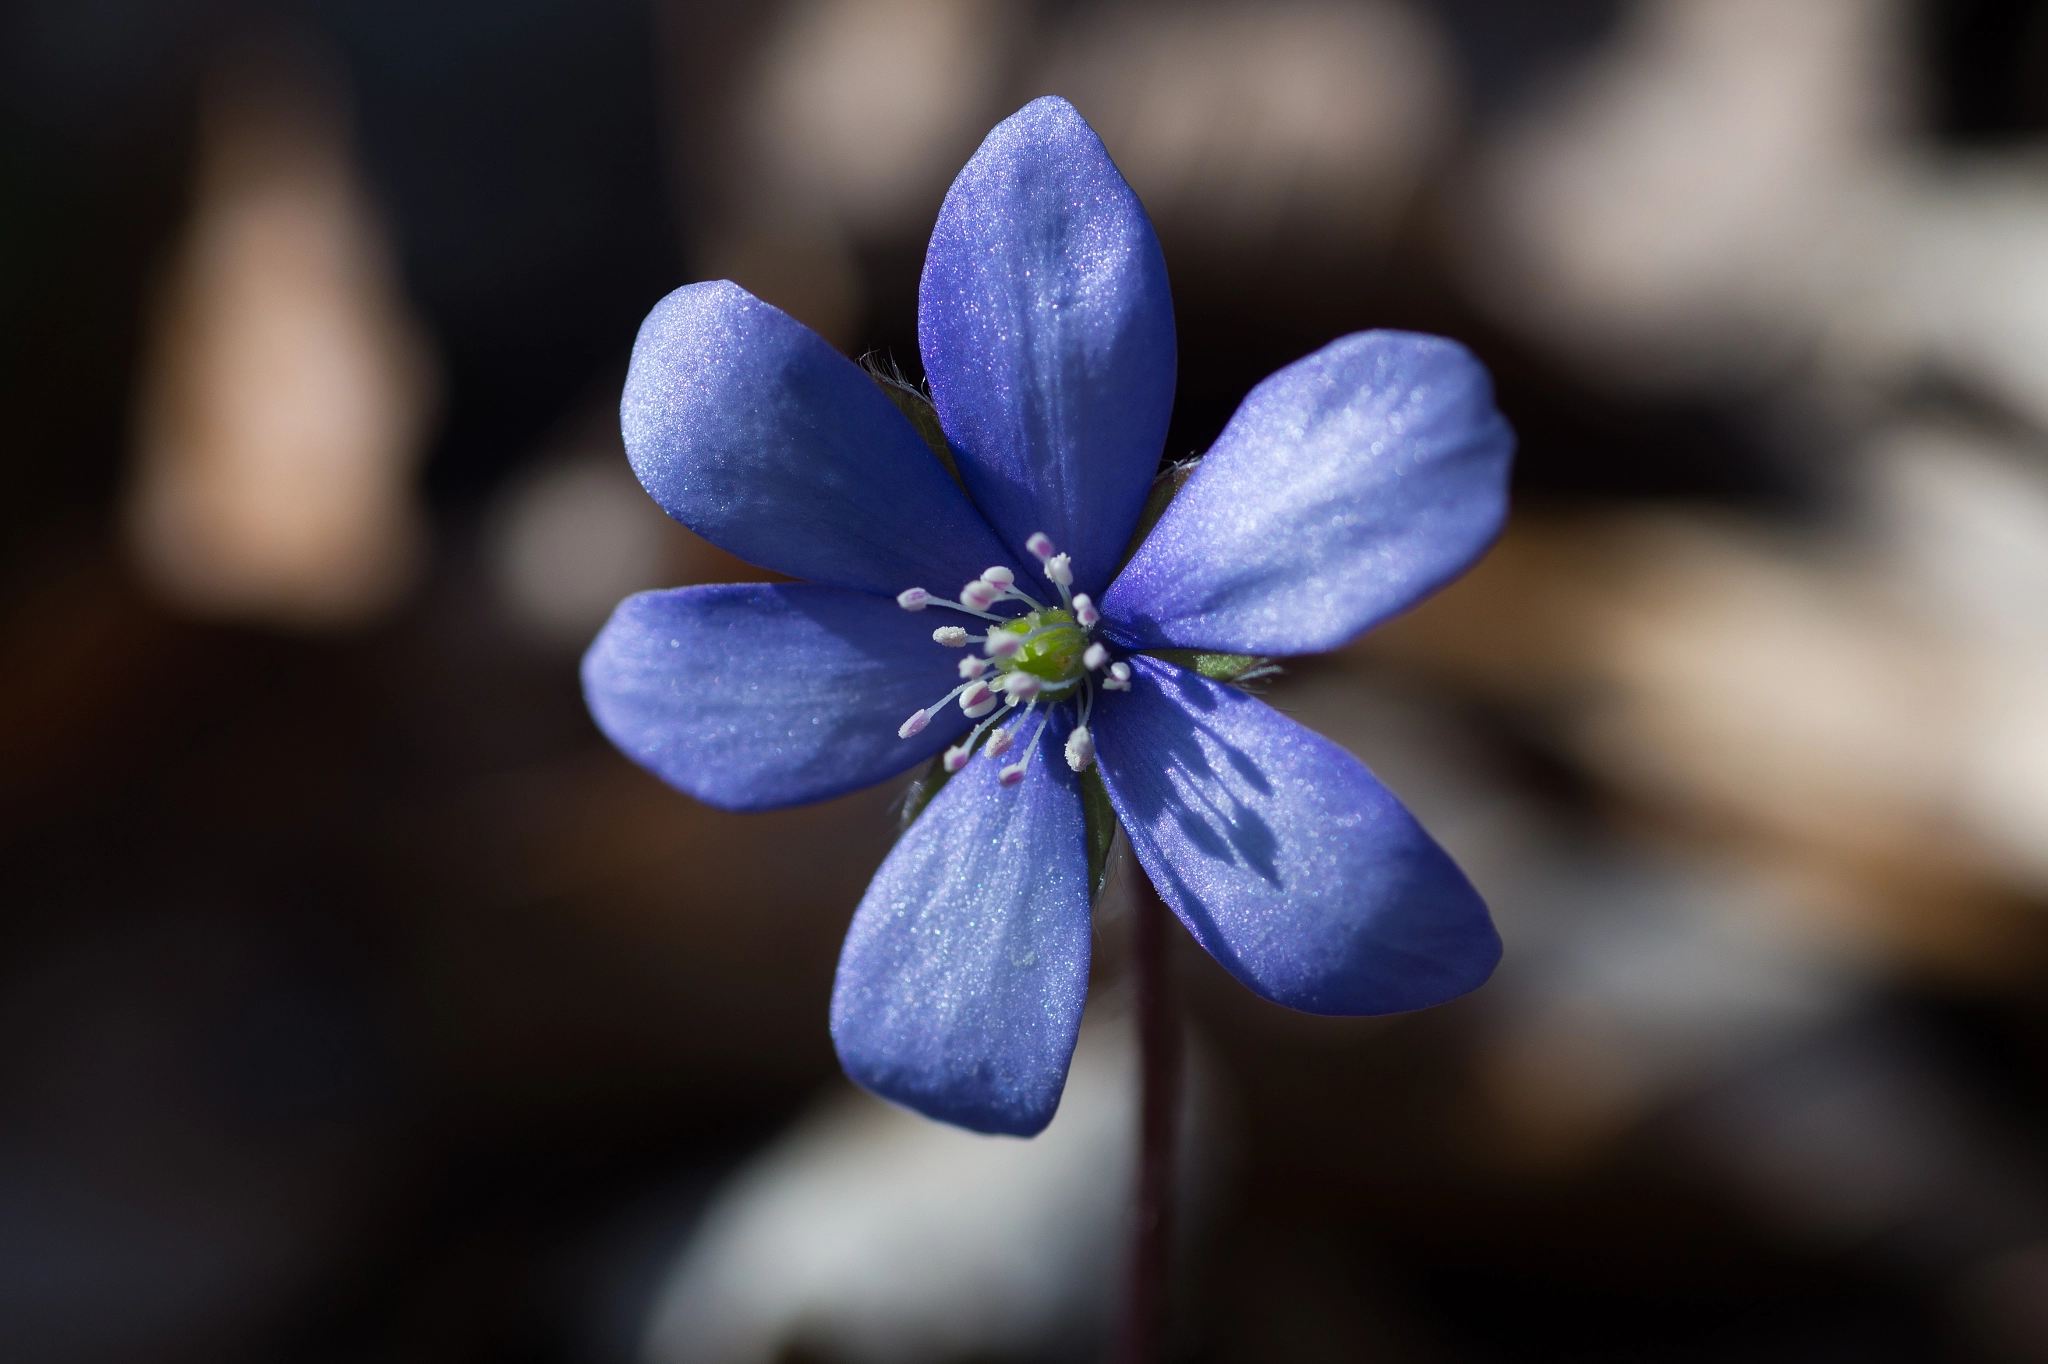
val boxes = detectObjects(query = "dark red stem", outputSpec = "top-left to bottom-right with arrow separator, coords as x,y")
1119,870 -> 1180,1363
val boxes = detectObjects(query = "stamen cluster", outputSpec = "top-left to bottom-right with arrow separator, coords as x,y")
892,530 -> 1129,786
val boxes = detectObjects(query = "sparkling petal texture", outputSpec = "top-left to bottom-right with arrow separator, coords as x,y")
831,716 -> 1092,1136
1101,331 -> 1513,655
1095,656 -> 1500,1015
587,96 -> 1519,1138
919,96 -> 1175,599
623,280 -> 1015,596
582,584 -> 965,813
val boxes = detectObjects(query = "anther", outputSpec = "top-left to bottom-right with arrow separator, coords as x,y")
1083,643 -> 1109,671
960,580 -> 999,611
942,743 -> 972,773
961,681 -> 999,718
1072,593 -> 1099,627
986,727 -> 1014,758
1026,532 -> 1056,561
981,566 -> 1015,588
898,709 -> 931,739
997,760 -> 1028,787
897,587 -> 930,611
958,655 -> 988,680
1102,660 -> 1132,691
1003,673 -> 1042,701
984,632 -> 1023,659
1064,725 -> 1095,772
1045,553 -> 1073,588
932,626 -> 968,647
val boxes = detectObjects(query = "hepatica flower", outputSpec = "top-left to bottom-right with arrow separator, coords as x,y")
583,98 -> 1513,1136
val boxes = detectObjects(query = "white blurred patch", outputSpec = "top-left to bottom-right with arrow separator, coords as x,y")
1864,424 -> 2048,653
1860,425 -> 2048,887
126,43 -> 437,631
745,0 -> 1013,237
1455,0 -> 1909,388
486,452 -> 696,648
1041,0 -> 1455,258
1859,159 -> 2048,434
639,1014 -> 1218,1364
701,0 -> 1015,346
1453,0 -> 2048,429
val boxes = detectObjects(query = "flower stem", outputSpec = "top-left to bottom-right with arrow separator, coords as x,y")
1119,869 -> 1179,1363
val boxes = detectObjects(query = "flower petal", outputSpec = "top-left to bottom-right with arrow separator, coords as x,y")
919,96 -> 1176,598
1101,331 -> 1513,654
581,583 -> 967,812
623,280 -> 1016,596
1094,657 -> 1499,1015
831,720 -> 1092,1136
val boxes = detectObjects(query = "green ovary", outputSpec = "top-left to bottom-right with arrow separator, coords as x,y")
997,609 -> 1086,690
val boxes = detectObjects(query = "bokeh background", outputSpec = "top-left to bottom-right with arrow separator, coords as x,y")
8,0 -> 2048,1360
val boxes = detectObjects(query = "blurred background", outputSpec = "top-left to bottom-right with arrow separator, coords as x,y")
7,0 -> 2048,1359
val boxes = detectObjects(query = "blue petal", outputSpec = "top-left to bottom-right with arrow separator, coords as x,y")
831,718 -> 1092,1136
581,583 -> 967,813
1094,657 -> 1499,1015
919,97 -> 1176,599
623,280 -> 1017,596
1101,331 -> 1513,655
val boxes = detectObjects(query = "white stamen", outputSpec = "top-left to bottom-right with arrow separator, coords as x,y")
998,705 -> 1058,785
961,680 -> 999,718
1002,583 -> 1048,612
948,706 -> 1010,766
912,546 -> 1105,791
914,596 -> 1004,622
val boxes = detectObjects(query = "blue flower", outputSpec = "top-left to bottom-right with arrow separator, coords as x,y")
583,97 -> 1513,1137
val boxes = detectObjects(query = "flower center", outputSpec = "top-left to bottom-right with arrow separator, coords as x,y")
993,609 -> 1085,690
891,531 -> 1133,787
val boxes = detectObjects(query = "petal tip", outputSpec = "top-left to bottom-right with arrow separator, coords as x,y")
831,1033 -> 1061,1138
826,747 -> 1091,1138
1100,325 -> 1513,654
1001,93 -> 1094,143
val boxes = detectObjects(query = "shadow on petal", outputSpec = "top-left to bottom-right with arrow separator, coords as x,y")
1095,656 -> 1499,1016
